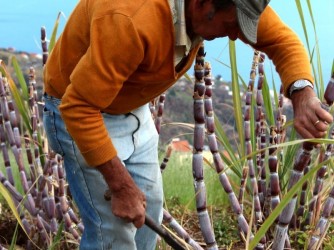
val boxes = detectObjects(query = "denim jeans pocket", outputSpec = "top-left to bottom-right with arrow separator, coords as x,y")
42,105 -> 64,156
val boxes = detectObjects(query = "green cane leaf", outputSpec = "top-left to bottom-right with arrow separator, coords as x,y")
229,40 -> 245,157
11,56 -> 28,100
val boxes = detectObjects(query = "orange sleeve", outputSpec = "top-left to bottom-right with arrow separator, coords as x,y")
241,6 -> 314,96
59,14 -> 144,167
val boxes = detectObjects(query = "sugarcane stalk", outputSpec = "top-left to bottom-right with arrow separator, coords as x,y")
272,142 -> 314,250
0,75 -> 15,186
55,154 -> 82,238
276,85 -> 287,145
163,210 -> 204,250
159,143 -> 202,248
160,143 -> 173,172
259,112 -> 268,212
255,56 -> 268,210
239,50 -> 259,212
35,214 -> 51,245
41,26 -> 48,66
308,185 -> 334,249
296,164 -> 310,228
249,53 -> 267,249
238,167 -> 248,213
149,99 -> 157,119
268,127 -> 280,211
192,43 -> 218,250
8,101 -> 32,194
304,148 -> 328,227
154,93 -> 166,134
40,27 -> 82,241
244,52 -> 264,228
202,59 -> 261,248
24,134 -> 38,197
146,214 -> 188,250
324,69 -> 334,105
40,158 -> 58,233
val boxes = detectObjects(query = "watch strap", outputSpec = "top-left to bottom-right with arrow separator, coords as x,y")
288,80 -> 313,97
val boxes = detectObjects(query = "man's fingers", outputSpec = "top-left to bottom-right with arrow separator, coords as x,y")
313,119 -> 329,132
133,213 -> 145,228
317,110 -> 333,125
312,99 -> 333,124
296,126 -> 314,139
295,120 -> 327,139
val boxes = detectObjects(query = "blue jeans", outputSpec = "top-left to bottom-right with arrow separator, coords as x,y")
43,94 -> 163,250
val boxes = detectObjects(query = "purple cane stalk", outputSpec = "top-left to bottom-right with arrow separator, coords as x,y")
192,43 -> 218,250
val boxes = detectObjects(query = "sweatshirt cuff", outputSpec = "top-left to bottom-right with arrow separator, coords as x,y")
82,140 -> 117,167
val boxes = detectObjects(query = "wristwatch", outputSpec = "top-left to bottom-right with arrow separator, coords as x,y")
288,80 -> 313,97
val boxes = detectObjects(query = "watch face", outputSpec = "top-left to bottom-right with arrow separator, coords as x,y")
295,81 -> 303,88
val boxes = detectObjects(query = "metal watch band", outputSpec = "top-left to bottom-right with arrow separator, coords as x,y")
288,80 -> 313,97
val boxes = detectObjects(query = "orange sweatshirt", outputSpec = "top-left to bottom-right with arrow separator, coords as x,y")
44,0 -> 313,167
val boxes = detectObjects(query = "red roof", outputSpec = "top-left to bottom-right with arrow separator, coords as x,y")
170,139 -> 191,152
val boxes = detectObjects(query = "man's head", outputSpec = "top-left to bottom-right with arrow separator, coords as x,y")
230,0 -> 271,44
186,0 -> 270,44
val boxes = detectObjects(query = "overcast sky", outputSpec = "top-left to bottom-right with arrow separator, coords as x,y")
0,0 -> 333,89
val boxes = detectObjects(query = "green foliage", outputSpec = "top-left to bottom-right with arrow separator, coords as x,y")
229,40 -> 245,158
213,207 -> 240,248
9,223 -> 19,250
162,152 -> 238,209
49,222 -> 65,250
48,12 -> 64,53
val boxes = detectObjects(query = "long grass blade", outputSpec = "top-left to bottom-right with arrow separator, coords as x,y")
228,40 -> 245,157
305,0 -> 324,96
11,57 -> 28,99
295,0 -> 310,55
49,221 -> 64,250
214,116 -> 242,177
9,223 -> 19,250
262,75 -> 275,126
48,12 -> 64,53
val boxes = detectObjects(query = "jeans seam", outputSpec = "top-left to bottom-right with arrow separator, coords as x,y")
128,112 -> 140,154
72,141 -> 104,248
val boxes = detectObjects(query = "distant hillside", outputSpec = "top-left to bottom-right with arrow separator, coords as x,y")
159,76 -> 240,148
0,48 -> 44,91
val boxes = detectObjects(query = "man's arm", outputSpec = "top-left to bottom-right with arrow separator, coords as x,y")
251,6 -> 314,95
239,6 -> 333,139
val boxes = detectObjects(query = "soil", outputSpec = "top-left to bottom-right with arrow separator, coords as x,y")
0,209 -> 27,249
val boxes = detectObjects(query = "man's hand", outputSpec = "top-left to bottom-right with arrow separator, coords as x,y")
97,157 -> 146,228
291,87 -> 333,139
